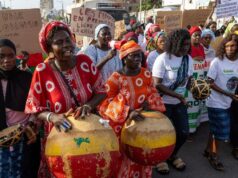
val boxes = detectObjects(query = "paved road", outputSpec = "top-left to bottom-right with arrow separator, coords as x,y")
152,122 -> 238,178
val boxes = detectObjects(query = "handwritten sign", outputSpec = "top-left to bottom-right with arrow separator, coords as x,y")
210,36 -> 223,52
0,9 -> 42,54
182,9 -> 212,28
164,14 -> 182,33
114,20 -> 126,40
71,7 -> 115,38
156,11 -> 182,30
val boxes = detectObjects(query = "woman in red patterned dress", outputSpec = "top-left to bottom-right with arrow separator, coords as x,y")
99,41 -> 166,178
25,21 -> 106,178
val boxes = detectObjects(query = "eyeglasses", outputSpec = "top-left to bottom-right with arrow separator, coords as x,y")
0,53 -> 15,60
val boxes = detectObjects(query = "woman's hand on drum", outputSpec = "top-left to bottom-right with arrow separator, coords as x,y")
50,108 -> 73,132
128,108 -> 145,121
74,104 -> 92,119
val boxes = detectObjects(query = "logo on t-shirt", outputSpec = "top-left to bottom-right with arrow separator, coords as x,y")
223,69 -> 234,75
226,76 -> 238,91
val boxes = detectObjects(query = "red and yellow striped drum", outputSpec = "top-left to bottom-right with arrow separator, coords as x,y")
45,114 -> 120,178
121,111 -> 176,166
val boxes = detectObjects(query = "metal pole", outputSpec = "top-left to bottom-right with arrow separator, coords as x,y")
139,0 -> 142,21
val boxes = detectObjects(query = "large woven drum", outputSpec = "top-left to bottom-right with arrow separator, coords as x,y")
45,114 -> 120,178
121,111 -> 176,166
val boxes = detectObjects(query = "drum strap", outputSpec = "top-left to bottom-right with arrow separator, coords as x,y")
0,81 -> 8,131
52,61 -> 80,107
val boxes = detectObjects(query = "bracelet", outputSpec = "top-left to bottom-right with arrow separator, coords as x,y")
83,104 -> 92,110
46,112 -> 53,122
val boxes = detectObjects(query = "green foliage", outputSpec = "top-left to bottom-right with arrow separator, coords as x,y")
140,0 -> 162,11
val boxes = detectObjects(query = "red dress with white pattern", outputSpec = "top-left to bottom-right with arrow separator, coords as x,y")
25,54 -> 106,178
99,68 -> 166,178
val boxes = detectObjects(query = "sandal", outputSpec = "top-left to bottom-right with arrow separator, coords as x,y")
169,157 -> 186,171
232,148 -> 238,160
156,162 -> 170,175
208,154 -> 224,171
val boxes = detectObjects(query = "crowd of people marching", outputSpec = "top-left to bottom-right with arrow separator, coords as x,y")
1,11 -> 238,178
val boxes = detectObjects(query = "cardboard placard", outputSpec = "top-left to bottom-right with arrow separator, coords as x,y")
114,20 -> 126,40
164,14 -> 182,33
210,36 -> 223,52
71,7 -> 115,38
181,9 -> 212,28
0,9 -> 42,54
156,11 -> 182,29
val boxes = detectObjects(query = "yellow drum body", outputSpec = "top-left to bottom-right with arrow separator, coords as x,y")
45,114 -> 120,178
121,111 -> 176,165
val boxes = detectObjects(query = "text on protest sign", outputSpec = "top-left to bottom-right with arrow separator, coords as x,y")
0,9 -> 42,54
114,20 -> 126,40
216,0 -> 238,19
156,11 -> 182,29
164,14 -> 182,33
71,7 -> 115,38
181,9 -> 212,28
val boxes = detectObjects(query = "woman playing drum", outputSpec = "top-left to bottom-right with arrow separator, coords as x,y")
99,41 -> 166,178
25,21 -> 106,178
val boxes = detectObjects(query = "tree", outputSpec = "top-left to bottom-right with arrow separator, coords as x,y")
140,0 -> 162,11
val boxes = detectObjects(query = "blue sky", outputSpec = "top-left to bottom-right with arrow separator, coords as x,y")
2,0 -> 74,9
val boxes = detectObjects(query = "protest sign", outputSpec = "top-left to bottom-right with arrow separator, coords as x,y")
216,0 -> 238,19
156,11 -> 182,29
164,14 -> 182,33
114,20 -> 126,40
0,9 -> 42,54
71,7 -> 115,38
182,9 -> 212,28
210,36 -> 223,52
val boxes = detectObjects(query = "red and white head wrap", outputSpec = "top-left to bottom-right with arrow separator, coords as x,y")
39,21 -> 74,54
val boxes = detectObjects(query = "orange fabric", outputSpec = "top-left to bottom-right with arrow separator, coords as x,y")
99,67 -> 165,178
99,67 -> 165,131
119,41 -> 142,59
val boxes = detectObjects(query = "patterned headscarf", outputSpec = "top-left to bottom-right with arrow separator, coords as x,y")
123,32 -> 138,42
189,26 -> 201,36
94,24 -> 110,40
201,29 -> 215,41
39,21 -> 73,54
119,41 -> 142,60
145,24 -> 161,52
146,24 -> 161,41
153,31 -> 166,44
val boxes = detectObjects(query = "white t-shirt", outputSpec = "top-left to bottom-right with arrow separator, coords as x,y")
152,52 -> 193,104
206,57 -> 238,109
